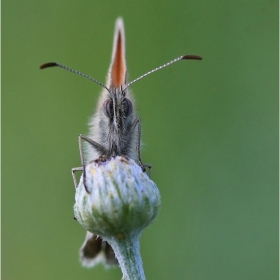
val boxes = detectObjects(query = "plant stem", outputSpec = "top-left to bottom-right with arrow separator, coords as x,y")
106,233 -> 145,280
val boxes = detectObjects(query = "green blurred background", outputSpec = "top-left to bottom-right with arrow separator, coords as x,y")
2,0 -> 278,279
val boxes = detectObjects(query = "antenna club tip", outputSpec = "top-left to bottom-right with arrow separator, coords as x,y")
182,55 -> 203,60
40,62 -> 58,69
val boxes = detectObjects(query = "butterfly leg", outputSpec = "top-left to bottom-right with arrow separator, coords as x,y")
143,164 -> 152,177
78,134 -> 108,193
136,119 -> 152,176
71,167 -> 83,189
128,118 -> 152,176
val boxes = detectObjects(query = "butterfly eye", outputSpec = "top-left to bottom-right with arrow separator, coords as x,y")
103,99 -> 114,119
122,98 -> 133,117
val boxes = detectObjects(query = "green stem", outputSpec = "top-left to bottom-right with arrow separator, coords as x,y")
105,233 -> 145,280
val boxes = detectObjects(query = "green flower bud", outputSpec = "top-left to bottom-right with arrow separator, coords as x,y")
74,156 -> 161,238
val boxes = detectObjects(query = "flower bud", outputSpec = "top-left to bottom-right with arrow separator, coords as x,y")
74,156 -> 161,238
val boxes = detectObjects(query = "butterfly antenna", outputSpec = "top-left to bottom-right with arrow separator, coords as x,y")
123,55 -> 202,91
40,62 -> 110,92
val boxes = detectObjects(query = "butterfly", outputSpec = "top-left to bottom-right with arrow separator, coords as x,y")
40,17 -> 202,267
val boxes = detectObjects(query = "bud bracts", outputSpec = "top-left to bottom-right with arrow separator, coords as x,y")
74,156 -> 160,238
